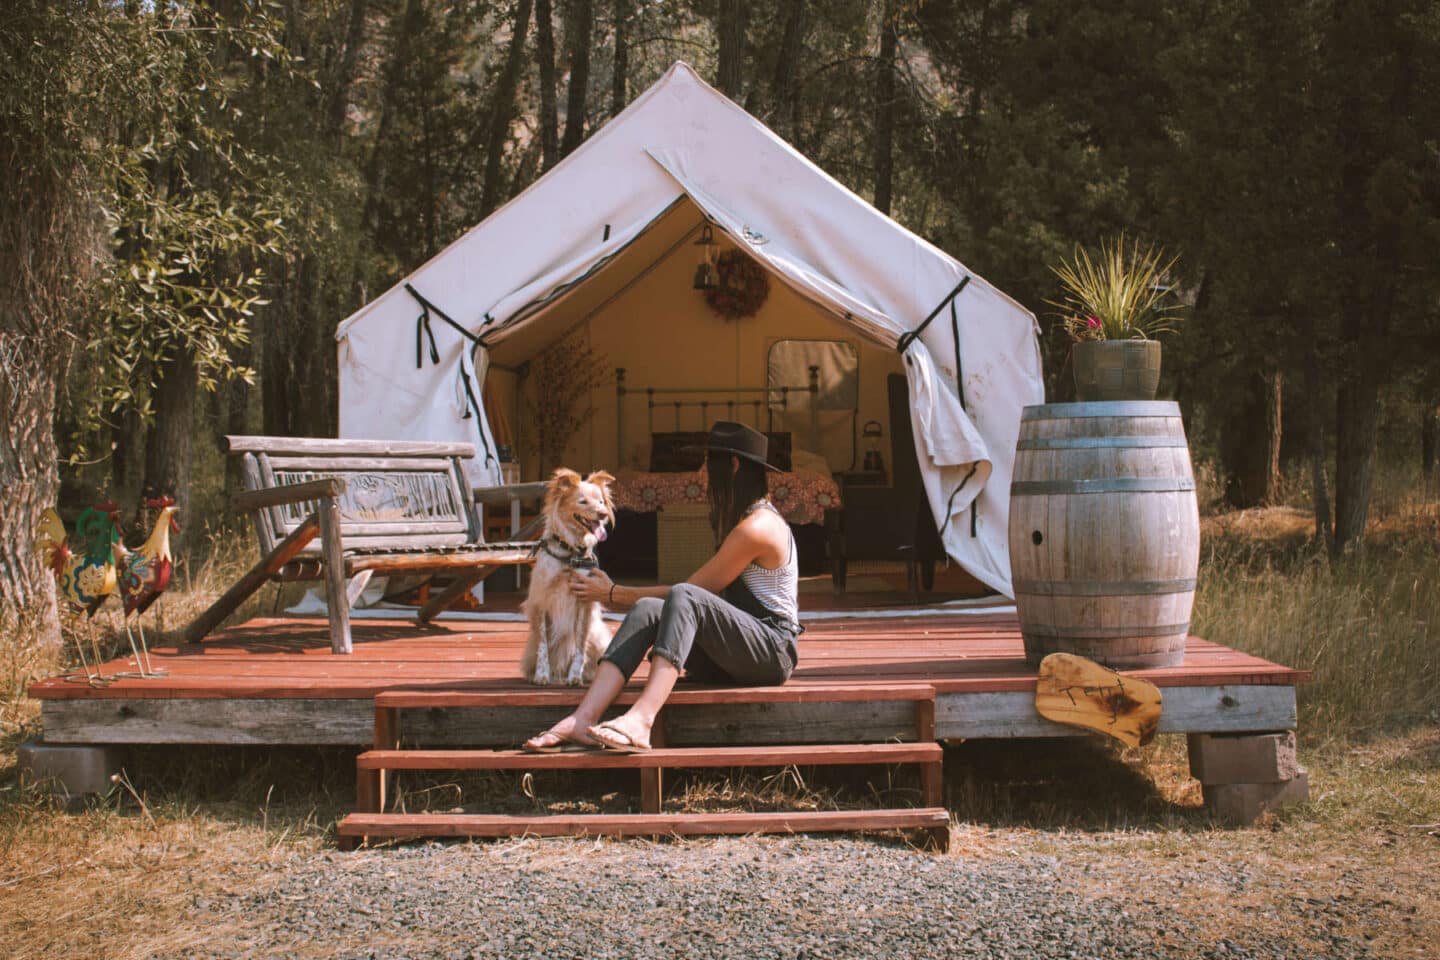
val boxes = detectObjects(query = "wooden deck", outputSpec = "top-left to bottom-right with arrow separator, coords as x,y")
29,610 -> 1306,747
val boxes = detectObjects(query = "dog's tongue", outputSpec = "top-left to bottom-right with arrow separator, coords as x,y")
592,519 -> 608,543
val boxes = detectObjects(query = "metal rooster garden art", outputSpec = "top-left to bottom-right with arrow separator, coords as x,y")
114,496 -> 180,678
35,501 -> 124,685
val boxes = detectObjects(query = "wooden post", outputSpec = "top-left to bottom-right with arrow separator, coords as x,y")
640,713 -> 667,814
915,697 -> 941,807
373,705 -> 399,814
318,496 -> 352,654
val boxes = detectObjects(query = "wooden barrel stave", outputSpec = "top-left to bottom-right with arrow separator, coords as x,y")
1009,402 -> 1200,669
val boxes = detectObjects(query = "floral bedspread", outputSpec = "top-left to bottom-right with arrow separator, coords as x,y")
610,469 -> 842,527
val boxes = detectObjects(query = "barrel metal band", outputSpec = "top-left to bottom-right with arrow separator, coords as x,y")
1021,622 -> 1192,639
1013,577 -> 1197,596
1021,401 -> 1180,420
1010,478 -> 1196,495
1016,436 -> 1189,450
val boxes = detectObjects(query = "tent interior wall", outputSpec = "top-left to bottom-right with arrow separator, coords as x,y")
484,195 -> 906,480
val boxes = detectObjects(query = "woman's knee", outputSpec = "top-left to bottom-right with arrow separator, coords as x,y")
629,596 -> 664,622
665,582 -> 705,607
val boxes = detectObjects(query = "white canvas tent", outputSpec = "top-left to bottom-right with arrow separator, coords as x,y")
335,61 -> 1044,597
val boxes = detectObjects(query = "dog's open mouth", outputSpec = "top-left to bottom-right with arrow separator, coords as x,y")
574,513 -> 609,543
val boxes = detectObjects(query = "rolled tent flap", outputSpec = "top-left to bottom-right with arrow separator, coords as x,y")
461,344 -> 504,488
646,148 -> 999,587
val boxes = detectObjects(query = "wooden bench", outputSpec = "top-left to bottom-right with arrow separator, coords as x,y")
337,684 -> 949,850
184,436 -> 539,654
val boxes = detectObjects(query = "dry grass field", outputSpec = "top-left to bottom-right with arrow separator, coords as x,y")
2,486 -> 1437,958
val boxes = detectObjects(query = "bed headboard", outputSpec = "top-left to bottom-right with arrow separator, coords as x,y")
615,367 -> 816,471
648,431 -> 793,472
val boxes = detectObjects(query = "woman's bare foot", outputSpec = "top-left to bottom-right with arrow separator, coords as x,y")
587,711 -> 653,752
522,713 -> 599,752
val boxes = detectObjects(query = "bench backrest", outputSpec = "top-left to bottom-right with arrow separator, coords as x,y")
227,436 -> 482,556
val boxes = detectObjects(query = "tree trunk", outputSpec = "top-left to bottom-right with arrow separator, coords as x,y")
611,0 -> 630,117
716,0 -> 746,98
769,0 -> 805,142
536,0 -> 559,171
1303,343 -> 1334,553
1422,399 -> 1438,496
1221,368 -> 1283,508
143,347 -> 199,539
0,336 -> 63,642
873,0 -> 898,214
560,0 -> 593,158
481,0 -> 534,217
1333,370 -> 1379,554
327,0 -> 369,149
362,0 -> 425,239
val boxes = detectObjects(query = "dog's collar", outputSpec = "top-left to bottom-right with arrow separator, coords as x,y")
532,536 -> 594,567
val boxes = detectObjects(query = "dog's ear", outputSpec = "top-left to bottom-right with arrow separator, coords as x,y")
549,468 -> 581,489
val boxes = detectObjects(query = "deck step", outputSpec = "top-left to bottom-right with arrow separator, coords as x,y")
374,682 -> 937,710
336,808 -> 951,846
358,742 -> 943,771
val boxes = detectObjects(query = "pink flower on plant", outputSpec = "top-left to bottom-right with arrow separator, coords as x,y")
1086,316 -> 1101,329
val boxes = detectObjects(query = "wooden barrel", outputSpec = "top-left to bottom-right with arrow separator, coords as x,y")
1008,401 -> 1199,669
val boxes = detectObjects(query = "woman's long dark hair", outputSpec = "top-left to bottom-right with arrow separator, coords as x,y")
707,454 -> 770,545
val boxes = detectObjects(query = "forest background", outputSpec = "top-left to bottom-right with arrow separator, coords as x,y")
2,0 -> 1438,646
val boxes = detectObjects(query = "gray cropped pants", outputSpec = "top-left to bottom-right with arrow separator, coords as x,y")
600,582 -> 797,685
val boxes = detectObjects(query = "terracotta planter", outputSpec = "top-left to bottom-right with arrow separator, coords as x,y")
1072,339 -> 1161,401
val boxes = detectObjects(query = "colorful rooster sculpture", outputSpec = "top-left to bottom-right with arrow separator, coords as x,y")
36,501 -> 123,684
114,496 -> 180,678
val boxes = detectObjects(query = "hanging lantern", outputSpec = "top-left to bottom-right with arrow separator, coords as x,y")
692,222 -> 719,291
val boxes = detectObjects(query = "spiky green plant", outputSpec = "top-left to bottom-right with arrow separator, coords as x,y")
1048,235 -> 1182,341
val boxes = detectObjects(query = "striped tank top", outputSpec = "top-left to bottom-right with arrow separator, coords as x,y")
740,500 -> 800,631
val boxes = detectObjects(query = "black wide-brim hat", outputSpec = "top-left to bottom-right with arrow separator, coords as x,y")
693,420 -> 780,472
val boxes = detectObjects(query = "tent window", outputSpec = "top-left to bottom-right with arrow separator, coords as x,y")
767,339 -> 859,470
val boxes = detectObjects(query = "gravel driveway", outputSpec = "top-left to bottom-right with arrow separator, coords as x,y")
165,832 -> 1403,960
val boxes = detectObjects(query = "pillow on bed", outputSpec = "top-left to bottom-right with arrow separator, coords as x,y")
789,447 -> 831,476
648,431 -> 793,472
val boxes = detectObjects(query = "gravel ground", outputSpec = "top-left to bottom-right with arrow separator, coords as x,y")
160,832 -> 1414,960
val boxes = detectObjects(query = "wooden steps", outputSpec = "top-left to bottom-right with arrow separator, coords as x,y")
356,742 -> 943,771
339,683 -> 949,851
337,809 -> 951,843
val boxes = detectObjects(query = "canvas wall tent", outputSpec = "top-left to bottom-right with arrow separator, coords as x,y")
335,61 -> 1044,597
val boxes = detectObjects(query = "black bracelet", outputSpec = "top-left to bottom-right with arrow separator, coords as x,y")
608,583 -> 616,606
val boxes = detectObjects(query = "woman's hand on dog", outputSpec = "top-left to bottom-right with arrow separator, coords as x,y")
568,566 -> 614,604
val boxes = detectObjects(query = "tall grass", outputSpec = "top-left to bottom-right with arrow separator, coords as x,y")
1193,534 -> 1439,741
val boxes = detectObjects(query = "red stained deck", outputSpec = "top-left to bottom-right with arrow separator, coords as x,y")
29,610 -> 1303,702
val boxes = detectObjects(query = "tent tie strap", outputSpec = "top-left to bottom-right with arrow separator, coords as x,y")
895,275 -> 971,356
938,462 -> 979,537
406,283 -> 482,370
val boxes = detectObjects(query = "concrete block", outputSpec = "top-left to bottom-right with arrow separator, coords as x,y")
1203,769 -> 1309,825
16,740 -> 122,800
1188,731 -> 1298,785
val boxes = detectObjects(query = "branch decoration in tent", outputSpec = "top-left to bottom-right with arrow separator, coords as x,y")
523,329 -> 609,477
704,248 -> 770,320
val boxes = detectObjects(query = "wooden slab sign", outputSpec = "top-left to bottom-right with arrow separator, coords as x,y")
1035,653 -> 1162,747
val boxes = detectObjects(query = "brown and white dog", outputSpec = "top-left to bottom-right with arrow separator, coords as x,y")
521,468 -> 616,685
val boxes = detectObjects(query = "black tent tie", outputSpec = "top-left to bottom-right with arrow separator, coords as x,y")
896,275 -> 971,355
416,305 -> 440,369
937,462 -> 979,536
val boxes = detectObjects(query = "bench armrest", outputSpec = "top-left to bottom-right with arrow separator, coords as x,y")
233,476 -> 349,512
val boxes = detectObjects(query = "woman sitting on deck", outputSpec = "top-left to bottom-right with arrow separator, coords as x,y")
523,421 -> 801,753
